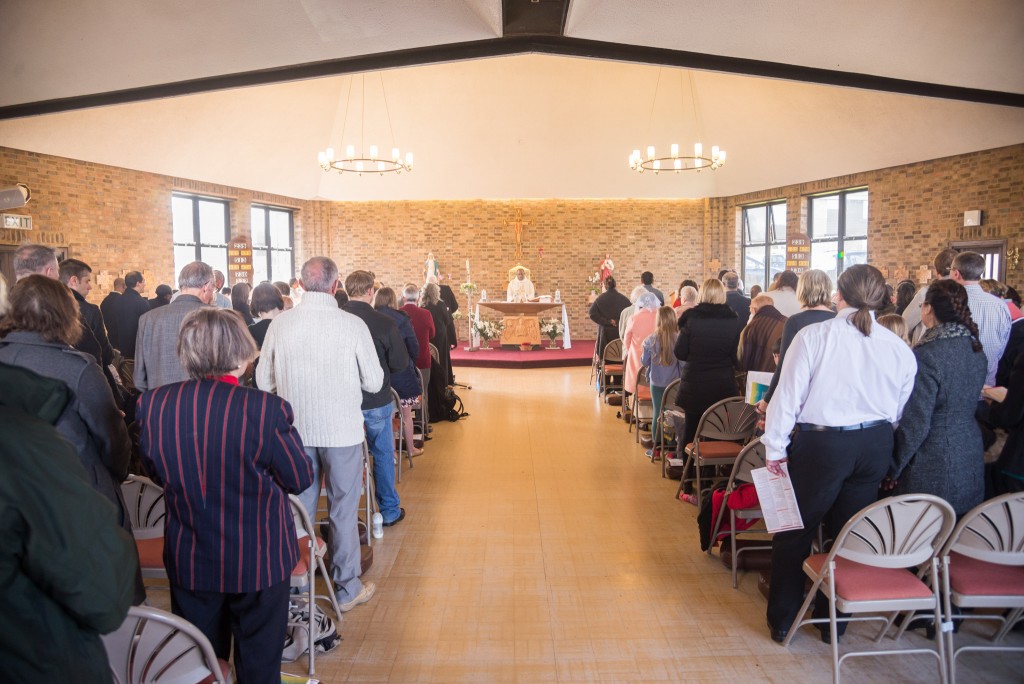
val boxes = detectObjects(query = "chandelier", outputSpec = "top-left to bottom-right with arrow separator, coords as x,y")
318,73 -> 413,176
629,70 -> 726,174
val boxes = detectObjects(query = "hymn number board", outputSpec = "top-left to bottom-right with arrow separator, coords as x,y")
228,235 -> 254,286
786,232 -> 811,275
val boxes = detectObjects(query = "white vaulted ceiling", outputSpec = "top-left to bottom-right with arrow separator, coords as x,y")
0,1 -> 1022,201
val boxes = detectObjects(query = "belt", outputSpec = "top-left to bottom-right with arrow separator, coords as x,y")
795,419 -> 890,432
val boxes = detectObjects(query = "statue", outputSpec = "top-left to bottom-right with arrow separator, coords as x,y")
424,251 -> 440,282
599,253 -> 615,282
506,267 -> 535,303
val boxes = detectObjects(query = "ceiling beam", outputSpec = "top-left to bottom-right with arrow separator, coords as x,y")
2,35 -> 1021,121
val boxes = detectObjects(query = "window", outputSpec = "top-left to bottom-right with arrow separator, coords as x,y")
250,205 -> 295,283
741,200 -> 787,292
172,194 -> 229,281
807,188 -> 868,282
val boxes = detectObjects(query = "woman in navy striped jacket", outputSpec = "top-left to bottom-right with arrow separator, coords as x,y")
137,307 -> 314,684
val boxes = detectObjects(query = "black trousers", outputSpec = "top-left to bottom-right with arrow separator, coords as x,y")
170,578 -> 290,684
766,424 -> 892,632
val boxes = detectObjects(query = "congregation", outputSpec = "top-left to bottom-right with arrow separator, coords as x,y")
0,244 -> 458,683
591,252 -> 1023,649
2,240 -> 1024,682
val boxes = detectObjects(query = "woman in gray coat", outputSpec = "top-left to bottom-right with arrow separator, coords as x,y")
0,277 -> 140,601
889,279 -> 988,515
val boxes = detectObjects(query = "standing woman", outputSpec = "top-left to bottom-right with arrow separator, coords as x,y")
622,292 -> 660,400
642,306 -> 684,458
0,276 -> 142,602
762,265 -> 916,643
231,282 -> 254,326
674,278 -> 740,478
889,280 -> 987,515
761,269 -> 836,408
421,282 -> 455,387
375,286 -> 424,456
137,308 -> 313,683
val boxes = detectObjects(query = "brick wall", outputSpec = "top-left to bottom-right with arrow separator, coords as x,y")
3,143 -> 1022,340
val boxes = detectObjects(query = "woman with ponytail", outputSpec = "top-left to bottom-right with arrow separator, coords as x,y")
889,279 -> 987,515
761,264 -> 917,644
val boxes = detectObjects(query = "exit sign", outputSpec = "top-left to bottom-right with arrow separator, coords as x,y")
2,213 -> 32,230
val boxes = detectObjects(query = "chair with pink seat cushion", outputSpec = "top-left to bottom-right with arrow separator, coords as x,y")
933,491 -> 1024,683
120,474 -> 168,584
782,494 -> 956,684
677,396 -> 758,506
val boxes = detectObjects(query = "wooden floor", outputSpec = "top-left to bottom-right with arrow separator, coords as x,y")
158,366 -> 1022,682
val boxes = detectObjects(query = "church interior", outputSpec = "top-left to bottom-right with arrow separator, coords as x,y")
1,1 -> 1023,681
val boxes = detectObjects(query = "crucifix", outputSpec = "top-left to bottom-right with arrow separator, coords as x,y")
503,207 -> 533,262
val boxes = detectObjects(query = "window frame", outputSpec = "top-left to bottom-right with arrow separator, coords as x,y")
740,199 -> 787,291
250,203 -> 295,283
806,187 -> 869,278
172,192 -> 230,274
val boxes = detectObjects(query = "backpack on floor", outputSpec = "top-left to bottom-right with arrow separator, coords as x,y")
282,601 -> 339,662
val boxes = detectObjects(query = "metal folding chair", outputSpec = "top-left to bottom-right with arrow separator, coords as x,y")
677,397 -> 758,506
706,438 -> 770,588
783,494 -> 956,684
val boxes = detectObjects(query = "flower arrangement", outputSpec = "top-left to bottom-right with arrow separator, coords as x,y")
540,318 -> 564,342
587,272 -> 602,293
452,310 -> 464,321
459,282 -> 478,295
473,317 -> 504,342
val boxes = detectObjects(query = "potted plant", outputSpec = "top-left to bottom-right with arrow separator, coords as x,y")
539,318 -> 564,348
472,318 -> 503,349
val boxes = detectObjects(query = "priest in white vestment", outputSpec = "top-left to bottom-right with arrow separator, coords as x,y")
506,268 -> 535,302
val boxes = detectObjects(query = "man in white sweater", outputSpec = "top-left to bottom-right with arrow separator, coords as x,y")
257,256 -> 383,612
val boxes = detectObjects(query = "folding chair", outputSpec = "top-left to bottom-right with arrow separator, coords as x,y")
120,474 -> 167,583
677,397 -> 758,506
657,379 -> 681,472
599,339 -> 624,399
392,388 -> 413,483
288,494 -> 342,676
933,491 -> 1024,683
783,494 -> 956,684
706,438 -> 771,588
103,605 -> 231,683
629,367 -> 654,442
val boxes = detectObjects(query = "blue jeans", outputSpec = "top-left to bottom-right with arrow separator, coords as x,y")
362,404 -> 402,522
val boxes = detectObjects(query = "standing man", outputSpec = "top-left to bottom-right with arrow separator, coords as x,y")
640,271 -> 665,305
257,256 -> 383,612
506,268 -> 535,302
149,284 -> 173,309
107,271 -> 150,358
402,284 -> 435,437
589,276 -> 631,356
100,276 -> 125,340
344,270 -> 409,527
723,271 -> 751,330
134,262 -> 215,392
58,258 -> 115,370
950,251 -> 1011,387
12,243 -> 58,281
902,248 -> 958,340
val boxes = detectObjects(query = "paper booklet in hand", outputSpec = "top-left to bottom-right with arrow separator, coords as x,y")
751,462 -> 804,533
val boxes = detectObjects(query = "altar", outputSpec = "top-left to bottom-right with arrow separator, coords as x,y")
476,301 -> 572,348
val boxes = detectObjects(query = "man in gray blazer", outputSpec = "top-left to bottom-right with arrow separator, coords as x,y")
134,262 -> 215,392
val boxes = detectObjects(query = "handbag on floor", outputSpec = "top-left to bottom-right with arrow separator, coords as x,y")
282,602 -> 339,662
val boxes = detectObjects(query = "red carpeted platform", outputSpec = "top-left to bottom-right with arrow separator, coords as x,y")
451,340 -> 595,369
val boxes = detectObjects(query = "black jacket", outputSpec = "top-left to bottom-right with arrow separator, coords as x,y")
674,303 -> 740,407
439,284 -> 459,315
725,290 -> 751,334
589,288 -> 631,354
344,301 -> 411,410
71,287 -> 114,367
0,363 -> 137,683
106,287 -> 150,358
991,346 -> 1024,490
